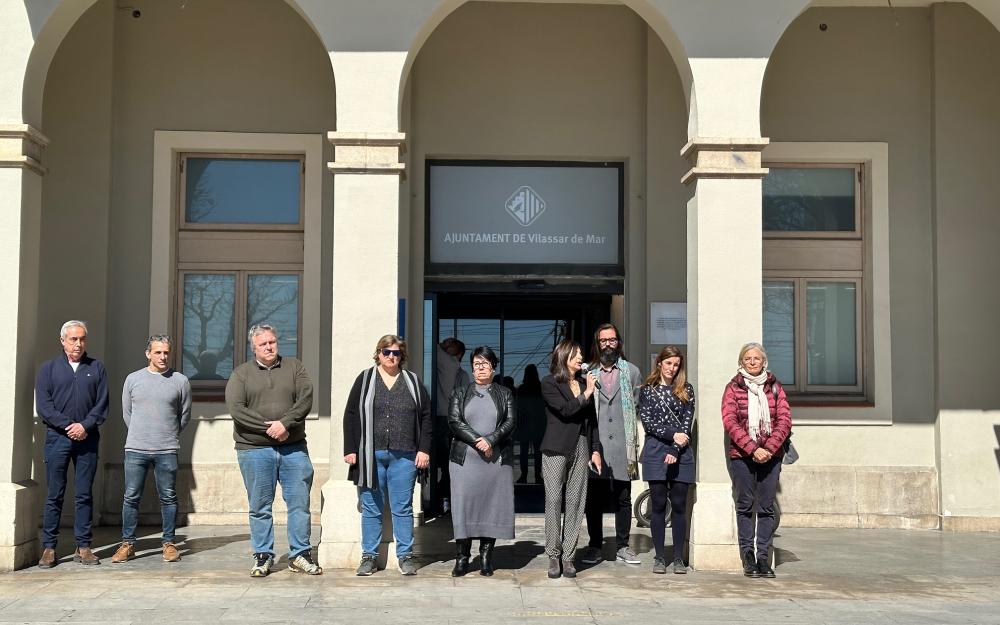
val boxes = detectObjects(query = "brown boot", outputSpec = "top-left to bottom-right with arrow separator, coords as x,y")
74,546 -> 100,565
162,542 -> 181,562
38,548 -> 56,569
111,543 -> 134,563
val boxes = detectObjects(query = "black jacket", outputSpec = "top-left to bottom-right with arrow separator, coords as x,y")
540,374 -> 598,456
343,368 -> 432,486
448,383 -> 516,466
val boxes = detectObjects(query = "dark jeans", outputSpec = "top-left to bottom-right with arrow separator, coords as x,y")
730,456 -> 782,559
122,451 -> 179,544
648,480 -> 690,560
42,430 -> 99,549
585,478 -> 632,550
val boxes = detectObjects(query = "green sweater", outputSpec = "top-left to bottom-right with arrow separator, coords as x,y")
225,356 -> 313,450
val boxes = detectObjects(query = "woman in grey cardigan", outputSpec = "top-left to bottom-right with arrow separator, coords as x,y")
447,346 -> 516,577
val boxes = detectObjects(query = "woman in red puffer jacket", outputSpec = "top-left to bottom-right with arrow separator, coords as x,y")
721,342 -> 792,580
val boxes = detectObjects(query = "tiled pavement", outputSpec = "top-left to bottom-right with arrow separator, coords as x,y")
1,519 -> 998,624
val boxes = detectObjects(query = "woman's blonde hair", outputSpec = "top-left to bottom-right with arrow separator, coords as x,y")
373,334 -> 408,365
644,345 -> 690,403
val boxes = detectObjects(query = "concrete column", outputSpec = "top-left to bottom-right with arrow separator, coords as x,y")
683,59 -> 769,571
0,124 -> 49,570
318,52 -> 407,569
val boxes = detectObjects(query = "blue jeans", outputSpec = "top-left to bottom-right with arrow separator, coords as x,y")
42,430 -> 99,549
121,451 -> 178,544
237,442 -> 314,558
359,449 -> 417,557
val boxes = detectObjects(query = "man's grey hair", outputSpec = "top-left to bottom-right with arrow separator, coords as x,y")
145,334 -> 172,351
248,324 -> 278,344
59,320 -> 88,339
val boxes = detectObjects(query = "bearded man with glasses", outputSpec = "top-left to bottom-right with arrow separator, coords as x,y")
579,323 -> 644,567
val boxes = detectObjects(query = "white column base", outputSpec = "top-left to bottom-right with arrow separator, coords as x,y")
318,479 -> 362,569
688,481 -> 742,571
0,480 -> 40,571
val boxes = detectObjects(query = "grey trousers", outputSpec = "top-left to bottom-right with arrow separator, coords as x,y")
542,435 -> 590,559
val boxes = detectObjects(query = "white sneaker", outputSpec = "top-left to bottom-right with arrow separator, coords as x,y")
288,551 -> 323,575
250,552 -> 274,577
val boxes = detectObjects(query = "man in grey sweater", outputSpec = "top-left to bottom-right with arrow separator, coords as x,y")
112,334 -> 191,564
226,323 -> 320,578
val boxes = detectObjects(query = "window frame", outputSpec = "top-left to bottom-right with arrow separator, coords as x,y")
762,160 -> 868,403
150,132 -> 322,409
763,162 -> 863,240
176,269 -> 305,389
763,276 -> 865,396
178,152 -> 305,231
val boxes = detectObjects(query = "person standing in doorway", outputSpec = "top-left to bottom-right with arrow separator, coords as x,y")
435,337 -> 468,514
226,324 -> 320,578
540,340 -> 598,579
580,323 -> 643,567
111,334 -> 191,564
36,320 -> 109,568
447,346 -> 516,577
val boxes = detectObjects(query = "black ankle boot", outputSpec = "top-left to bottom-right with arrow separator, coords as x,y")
742,550 -> 760,578
479,538 -> 496,576
452,539 -> 471,577
757,556 -> 775,578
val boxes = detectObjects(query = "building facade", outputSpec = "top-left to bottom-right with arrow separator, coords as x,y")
0,0 -> 998,571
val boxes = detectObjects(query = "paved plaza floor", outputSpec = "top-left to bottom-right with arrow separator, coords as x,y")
1,519 -> 998,624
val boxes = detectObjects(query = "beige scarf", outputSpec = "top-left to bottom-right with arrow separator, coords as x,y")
738,367 -> 771,442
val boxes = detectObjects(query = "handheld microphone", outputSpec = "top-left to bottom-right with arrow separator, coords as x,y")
580,363 -> 601,389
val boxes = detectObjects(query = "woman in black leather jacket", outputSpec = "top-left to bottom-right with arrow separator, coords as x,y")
447,345 -> 517,577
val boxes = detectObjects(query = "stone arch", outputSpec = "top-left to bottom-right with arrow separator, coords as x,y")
397,0 -> 693,128
21,0 -> 336,129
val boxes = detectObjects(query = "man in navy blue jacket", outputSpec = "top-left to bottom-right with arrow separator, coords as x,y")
35,320 -> 109,567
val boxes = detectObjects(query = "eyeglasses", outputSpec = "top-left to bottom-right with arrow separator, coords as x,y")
742,356 -> 763,363
598,338 -> 619,346
472,361 -> 493,370
381,349 -> 402,357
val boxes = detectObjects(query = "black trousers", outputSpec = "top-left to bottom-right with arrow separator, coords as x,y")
648,480 -> 690,560
585,478 -> 631,550
730,456 -> 782,559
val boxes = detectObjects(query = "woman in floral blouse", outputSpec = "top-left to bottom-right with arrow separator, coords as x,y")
637,345 -> 695,575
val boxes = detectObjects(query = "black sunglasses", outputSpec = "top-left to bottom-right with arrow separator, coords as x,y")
381,349 -> 402,357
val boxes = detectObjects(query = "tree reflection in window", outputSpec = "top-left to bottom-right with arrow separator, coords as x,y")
182,274 -> 236,380
246,274 -> 300,361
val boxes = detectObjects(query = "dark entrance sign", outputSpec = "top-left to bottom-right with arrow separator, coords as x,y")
426,160 -> 624,277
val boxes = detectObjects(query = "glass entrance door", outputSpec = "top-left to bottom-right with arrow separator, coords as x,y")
428,292 -> 610,513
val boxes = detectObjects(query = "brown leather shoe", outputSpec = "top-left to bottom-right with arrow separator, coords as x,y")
38,548 -> 56,568
74,546 -> 100,565
162,542 -> 181,562
111,542 -> 134,563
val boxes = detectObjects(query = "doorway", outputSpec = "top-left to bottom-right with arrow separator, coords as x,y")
424,291 -> 611,514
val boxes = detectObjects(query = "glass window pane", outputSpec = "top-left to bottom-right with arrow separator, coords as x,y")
185,158 -> 300,224
806,282 -> 857,386
763,167 -> 856,232
502,320 -> 562,385
182,274 -> 236,380
246,274 -> 300,361
763,281 -> 795,385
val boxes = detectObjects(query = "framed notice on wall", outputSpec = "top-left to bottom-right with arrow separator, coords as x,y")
425,160 -> 624,277
650,302 -> 687,345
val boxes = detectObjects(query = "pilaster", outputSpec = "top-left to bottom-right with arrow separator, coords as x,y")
0,123 -> 47,570
320,131 -> 406,569
684,135 -> 768,571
